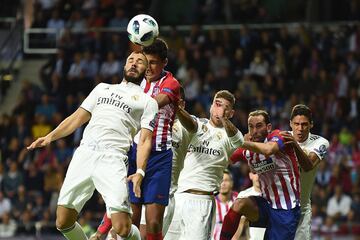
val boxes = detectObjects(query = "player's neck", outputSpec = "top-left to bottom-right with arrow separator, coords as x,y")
218,192 -> 231,203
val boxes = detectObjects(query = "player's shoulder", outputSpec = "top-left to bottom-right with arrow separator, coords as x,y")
94,82 -> 111,90
162,71 -> 180,86
267,129 -> 282,139
308,133 -> 330,146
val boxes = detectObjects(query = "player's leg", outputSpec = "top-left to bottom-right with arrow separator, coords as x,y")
267,205 -> 300,240
162,195 -> 175,235
56,146 -> 97,240
164,193 -> 181,240
93,152 -> 141,239
294,207 -> 311,240
178,193 -> 216,240
139,205 -> 147,239
145,203 -> 166,239
220,196 -> 264,240
139,149 -> 173,239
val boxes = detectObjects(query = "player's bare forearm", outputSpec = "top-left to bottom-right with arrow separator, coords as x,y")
294,144 -> 320,171
242,141 -> 279,156
154,93 -> 171,108
27,108 -> 90,149
136,128 -> 153,171
176,107 -> 198,133
49,108 -> 90,141
221,118 -> 239,137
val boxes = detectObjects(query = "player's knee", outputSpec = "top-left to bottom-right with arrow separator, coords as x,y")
146,219 -> 162,232
55,215 -> 73,231
112,220 -> 132,237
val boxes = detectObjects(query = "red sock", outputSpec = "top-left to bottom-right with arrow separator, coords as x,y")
97,213 -> 112,235
146,232 -> 163,240
220,208 -> 242,240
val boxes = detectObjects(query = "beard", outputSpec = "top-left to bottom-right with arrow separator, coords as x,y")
123,68 -> 145,85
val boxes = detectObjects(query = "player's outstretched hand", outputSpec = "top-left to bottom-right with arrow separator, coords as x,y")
280,131 -> 295,145
127,173 -> 143,198
27,136 -> 52,150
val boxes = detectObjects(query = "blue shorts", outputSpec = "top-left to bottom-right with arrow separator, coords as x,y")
250,196 -> 300,240
128,143 -> 172,206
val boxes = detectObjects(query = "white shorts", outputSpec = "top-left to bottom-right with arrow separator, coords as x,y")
294,207 -> 311,240
140,195 -> 175,235
58,146 -> 131,215
164,193 -> 181,240
168,192 -> 215,240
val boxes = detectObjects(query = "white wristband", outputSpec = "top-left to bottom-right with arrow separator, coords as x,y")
136,168 -> 145,177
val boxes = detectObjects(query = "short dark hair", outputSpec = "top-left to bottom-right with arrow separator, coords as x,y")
214,90 -> 235,108
290,104 -> 313,123
249,110 -> 271,124
223,169 -> 233,180
142,38 -> 168,61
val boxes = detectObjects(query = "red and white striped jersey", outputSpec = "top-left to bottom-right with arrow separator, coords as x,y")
212,192 -> 238,240
231,130 -> 300,210
139,71 -> 180,151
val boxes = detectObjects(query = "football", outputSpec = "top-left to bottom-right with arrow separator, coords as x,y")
127,14 -> 159,47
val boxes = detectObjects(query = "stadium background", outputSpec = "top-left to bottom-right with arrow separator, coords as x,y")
0,0 -> 360,239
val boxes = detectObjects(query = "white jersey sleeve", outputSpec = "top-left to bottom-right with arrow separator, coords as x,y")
305,135 -> 329,161
80,83 -> 107,113
296,132 -> 330,212
140,97 -> 158,131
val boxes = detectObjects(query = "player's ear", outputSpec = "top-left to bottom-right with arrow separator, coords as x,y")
163,58 -> 168,66
267,123 -> 272,133
228,109 -> 235,119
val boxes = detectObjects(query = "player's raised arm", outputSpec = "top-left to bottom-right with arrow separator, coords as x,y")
280,131 -> 316,171
176,106 -> 198,133
241,140 -> 280,156
27,107 -> 91,150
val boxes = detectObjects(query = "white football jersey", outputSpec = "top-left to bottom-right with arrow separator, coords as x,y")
291,131 -> 329,212
169,119 -> 191,195
80,82 -> 158,156
178,118 -> 244,193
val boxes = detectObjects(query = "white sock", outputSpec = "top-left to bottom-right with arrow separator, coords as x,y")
59,221 -> 88,240
123,224 -> 141,240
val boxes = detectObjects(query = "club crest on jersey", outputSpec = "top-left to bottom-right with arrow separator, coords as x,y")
216,132 -> 223,140
152,86 -> 160,96
202,124 -> 208,132
131,95 -> 139,101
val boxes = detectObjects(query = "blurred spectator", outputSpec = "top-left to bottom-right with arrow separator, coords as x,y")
17,209 -> 36,235
54,139 -> 73,167
3,162 -> 23,200
249,50 -> 269,78
31,114 -> 52,140
35,94 -> 57,122
326,185 -> 352,221
0,213 -> 17,237
12,185 -> 28,220
0,191 -> 11,218
99,51 -> 120,80
108,7 -> 128,28
46,10 -> 65,35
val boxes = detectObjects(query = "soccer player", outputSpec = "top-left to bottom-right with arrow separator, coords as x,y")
212,169 -> 238,240
280,104 -> 329,240
171,90 -> 245,239
27,51 -> 159,240
93,38 -> 181,240
220,110 -> 301,240
139,87 -> 190,238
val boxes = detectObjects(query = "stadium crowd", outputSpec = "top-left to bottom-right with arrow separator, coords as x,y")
1,0 -> 360,238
